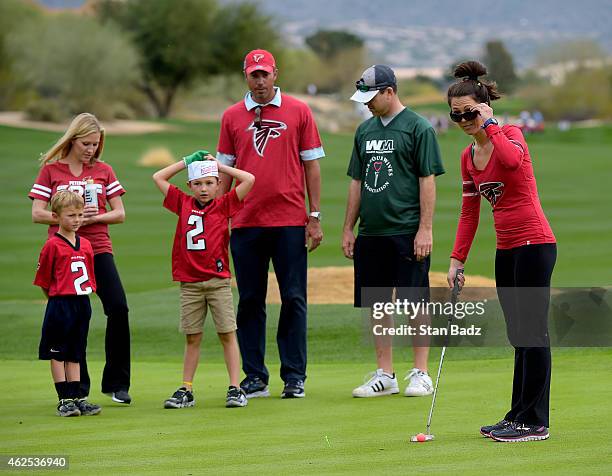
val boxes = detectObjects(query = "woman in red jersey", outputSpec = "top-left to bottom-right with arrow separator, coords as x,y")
446,62 -> 556,443
29,113 -> 132,405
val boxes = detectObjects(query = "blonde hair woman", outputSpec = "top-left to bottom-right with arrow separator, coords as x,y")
29,113 -> 132,406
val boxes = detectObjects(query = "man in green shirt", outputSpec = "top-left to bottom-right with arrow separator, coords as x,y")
343,65 -> 445,398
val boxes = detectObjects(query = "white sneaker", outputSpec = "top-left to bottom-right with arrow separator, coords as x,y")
404,368 -> 433,397
352,369 -> 399,398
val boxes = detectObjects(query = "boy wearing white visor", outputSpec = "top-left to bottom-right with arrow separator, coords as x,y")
153,151 -> 255,409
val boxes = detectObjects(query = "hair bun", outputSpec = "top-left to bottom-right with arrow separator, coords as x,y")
453,61 -> 487,81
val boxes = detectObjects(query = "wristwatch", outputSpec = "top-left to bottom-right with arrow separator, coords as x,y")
309,211 -> 322,221
482,117 -> 499,129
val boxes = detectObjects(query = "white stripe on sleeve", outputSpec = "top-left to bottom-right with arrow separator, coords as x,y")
509,140 -> 524,155
106,181 -> 120,190
30,188 -> 51,198
216,153 -> 236,167
107,185 -> 123,196
300,147 -> 325,161
33,184 -> 52,193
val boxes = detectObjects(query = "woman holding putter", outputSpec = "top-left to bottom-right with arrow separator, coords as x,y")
446,61 -> 557,442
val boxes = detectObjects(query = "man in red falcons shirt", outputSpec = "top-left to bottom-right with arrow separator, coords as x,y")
216,49 -> 324,399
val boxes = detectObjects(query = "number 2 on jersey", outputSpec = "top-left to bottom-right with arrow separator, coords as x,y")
186,214 -> 206,250
71,261 -> 92,295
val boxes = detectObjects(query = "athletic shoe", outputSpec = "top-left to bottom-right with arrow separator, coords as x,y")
480,419 -> 512,438
404,368 -> 433,397
240,376 -> 270,399
225,386 -> 248,408
352,369 -> 399,398
76,398 -> 102,416
57,399 -> 81,417
281,379 -> 305,399
490,422 -> 550,442
106,390 -> 132,404
163,387 -> 195,409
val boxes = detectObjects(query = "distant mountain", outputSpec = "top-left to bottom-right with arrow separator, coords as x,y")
37,0 -> 612,69
235,0 -> 612,69
37,0 -> 86,8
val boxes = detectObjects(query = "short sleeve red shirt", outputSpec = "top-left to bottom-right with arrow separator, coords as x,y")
34,233 -> 97,296
28,161 -> 125,255
217,93 -> 322,228
163,185 -> 243,282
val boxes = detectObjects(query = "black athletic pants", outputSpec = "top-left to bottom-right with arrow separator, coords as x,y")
230,227 -> 307,384
495,243 -> 557,428
79,253 -> 131,397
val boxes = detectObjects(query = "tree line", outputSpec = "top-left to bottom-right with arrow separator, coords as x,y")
0,0 -> 608,122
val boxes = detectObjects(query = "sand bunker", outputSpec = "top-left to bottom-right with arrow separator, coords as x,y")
0,112 -> 171,135
231,266 -> 496,304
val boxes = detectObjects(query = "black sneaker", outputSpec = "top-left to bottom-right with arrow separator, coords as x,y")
225,386 -> 248,408
57,399 -> 81,417
76,398 -> 102,416
164,387 -> 195,409
480,419 -> 512,438
490,422 -> 549,442
281,379 -> 305,399
106,390 -> 132,405
240,376 -> 270,399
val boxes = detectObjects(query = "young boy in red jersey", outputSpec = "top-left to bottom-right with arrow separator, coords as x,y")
153,151 -> 255,408
34,190 -> 100,417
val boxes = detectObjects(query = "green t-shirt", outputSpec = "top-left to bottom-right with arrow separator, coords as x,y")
347,108 -> 445,236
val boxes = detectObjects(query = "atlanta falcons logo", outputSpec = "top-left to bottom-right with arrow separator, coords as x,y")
248,119 -> 287,156
479,181 -> 504,206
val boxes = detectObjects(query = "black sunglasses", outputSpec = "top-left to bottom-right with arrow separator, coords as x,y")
449,110 -> 480,123
254,106 -> 262,129
355,79 -> 394,93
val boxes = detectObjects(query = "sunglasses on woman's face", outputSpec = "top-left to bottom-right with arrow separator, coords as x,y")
449,110 -> 480,123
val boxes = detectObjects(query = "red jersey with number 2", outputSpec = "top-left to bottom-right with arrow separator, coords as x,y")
34,234 -> 97,296
163,185 -> 243,282
451,124 -> 556,263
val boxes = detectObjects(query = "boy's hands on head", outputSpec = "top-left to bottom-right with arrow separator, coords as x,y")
183,150 -> 210,167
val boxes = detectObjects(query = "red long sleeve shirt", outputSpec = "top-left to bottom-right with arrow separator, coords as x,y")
451,124 -> 555,263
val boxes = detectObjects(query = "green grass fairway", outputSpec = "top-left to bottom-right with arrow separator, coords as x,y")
1,354 -> 611,475
1,121 -> 611,473
1,122 -> 611,301
1,289 -> 611,474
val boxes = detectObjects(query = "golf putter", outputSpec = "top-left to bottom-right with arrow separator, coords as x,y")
411,268 -> 464,443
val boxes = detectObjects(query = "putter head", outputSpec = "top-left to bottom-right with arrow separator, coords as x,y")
410,433 -> 435,443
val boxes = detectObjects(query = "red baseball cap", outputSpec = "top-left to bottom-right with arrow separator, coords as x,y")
243,49 -> 276,75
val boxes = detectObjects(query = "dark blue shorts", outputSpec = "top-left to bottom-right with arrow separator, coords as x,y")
39,295 -> 92,362
353,234 -> 430,308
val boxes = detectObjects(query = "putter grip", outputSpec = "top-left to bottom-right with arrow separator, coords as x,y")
452,268 -> 464,297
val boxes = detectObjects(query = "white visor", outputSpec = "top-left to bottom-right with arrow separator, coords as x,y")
350,89 -> 379,103
188,161 -> 219,181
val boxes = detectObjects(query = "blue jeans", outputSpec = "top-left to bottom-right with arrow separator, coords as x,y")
230,226 -> 307,384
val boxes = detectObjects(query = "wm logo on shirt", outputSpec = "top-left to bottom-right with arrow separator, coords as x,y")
366,139 -> 394,153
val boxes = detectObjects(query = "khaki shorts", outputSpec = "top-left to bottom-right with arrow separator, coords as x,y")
179,278 -> 236,334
